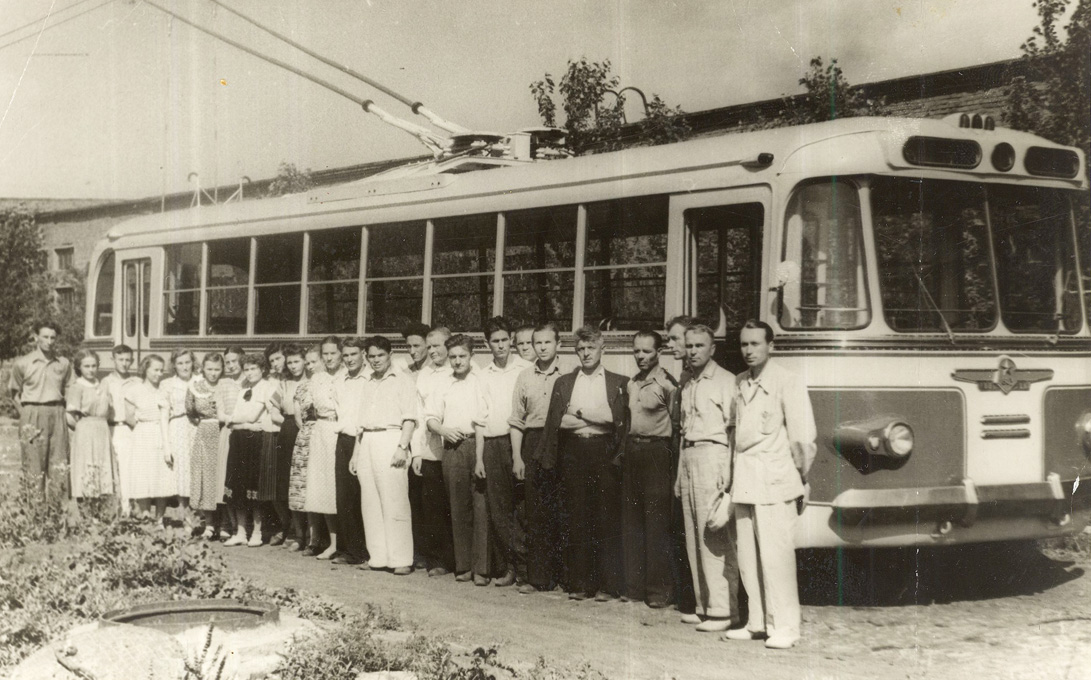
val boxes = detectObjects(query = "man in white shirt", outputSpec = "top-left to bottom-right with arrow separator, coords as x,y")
475,316 -> 532,587
425,334 -> 490,584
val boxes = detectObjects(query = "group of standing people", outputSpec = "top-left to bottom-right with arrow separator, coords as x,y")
8,314 -> 816,649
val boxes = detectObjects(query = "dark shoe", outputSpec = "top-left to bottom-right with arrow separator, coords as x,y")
301,545 -> 319,557
518,583 -> 538,595
393,566 -> 412,576
473,574 -> 491,586
455,571 -> 473,583
594,591 -> 617,603
268,532 -> 285,547
331,555 -> 364,566
647,600 -> 669,610
494,569 -> 516,587
428,567 -> 451,578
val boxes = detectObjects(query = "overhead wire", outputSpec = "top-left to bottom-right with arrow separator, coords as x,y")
0,0 -> 97,40
0,0 -> 116,53
204,0 -> 468,134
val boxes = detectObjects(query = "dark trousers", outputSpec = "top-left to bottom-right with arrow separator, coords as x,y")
483,436 -> 525,578
335,434 -> 367,560
442,438 -> 489,575
622,438 -> 674,606
415,458 -> 454,571
560,433 -> 623,597
523,429 -> 564,589
409,459 -> 424,562
20,404 -> 69,501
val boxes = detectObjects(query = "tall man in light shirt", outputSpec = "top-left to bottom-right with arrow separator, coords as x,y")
677,323 -> 739,632
332,336 -> 369,566
509,322 -> 565,595
102,344 -> 138,516
425,334 -> 490,585
725,320 -> 815,650
352,336 -> 418,574
412,326 -> 456,576
475,316 -> 532,587
9,321 -> 73,502
541,325 -> 628,601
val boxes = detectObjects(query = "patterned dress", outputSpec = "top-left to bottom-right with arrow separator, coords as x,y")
66,379 -> 115,498
303,371 -> 338,514
288,377 -> 315,511
127,382 -> 173,499
186,378 -> 221,511
161,375 -> 196,497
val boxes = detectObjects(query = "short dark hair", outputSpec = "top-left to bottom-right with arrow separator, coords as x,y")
574,324 -> 603,345
514,324 -> 535,337
403,322 -> 430,341
138,354 -> 165,379
282,343 -> 306,360
241,352 -> 268,374
264,342 -> 284,359
666,315 -> 698,333
111,344 -> 133,356
483,316 -> 511,339
428,326 -> 452,342
742,319 -> 775,343
533,321 -> 559,342
341,336 -> 367,351
202,352 -> 224,367
320,335 -> 341,350
445,333 -> 474,353
365,335 -> 393,354
34,320 -> 60,335
633,328 -> 663,350
73,348 -> 99,372
222,345 -> 246,359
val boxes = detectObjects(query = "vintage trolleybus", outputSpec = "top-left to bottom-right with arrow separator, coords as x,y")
83,114 -> 1091,548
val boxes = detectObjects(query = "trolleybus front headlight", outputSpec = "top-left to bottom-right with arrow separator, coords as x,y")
1075,410 -> 1091,458
835,416 -> 914,461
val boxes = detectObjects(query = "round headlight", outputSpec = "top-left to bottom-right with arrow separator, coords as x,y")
991,143 -> 1015,172
883,422 -> 914,458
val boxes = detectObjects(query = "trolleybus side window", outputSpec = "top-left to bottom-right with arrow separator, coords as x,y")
92,250 -> 114,337
503,205 -> 578,331
254,233 -> 303,334
366,220 -> 427,333
584,195 -> 668,331
872,177 -> 996,332
163,243 -> 202,336
431,214 -> 496,332
989,185 -> 1081,334
780,180 -> 869,330
206,237 -> 250,335
309,226 -> 362,334
1079,204 -> 1091,328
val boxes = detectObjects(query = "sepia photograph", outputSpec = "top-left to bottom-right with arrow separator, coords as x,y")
0,1 -> 1088,678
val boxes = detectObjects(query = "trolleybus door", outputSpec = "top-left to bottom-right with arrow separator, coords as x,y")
669,188 -> 768,375
121,257 -> 152,361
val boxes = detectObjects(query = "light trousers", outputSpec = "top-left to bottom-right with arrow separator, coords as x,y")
357,430 -> 413,569
735,501 -> 801,640
678,443 -> 738,619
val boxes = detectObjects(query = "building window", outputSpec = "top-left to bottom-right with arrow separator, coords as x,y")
55,287 -> 74,308
55,247 -> 74,270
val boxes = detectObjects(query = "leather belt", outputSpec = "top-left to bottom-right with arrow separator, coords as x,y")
630,435 -> 670,442
682,439 -> 723,449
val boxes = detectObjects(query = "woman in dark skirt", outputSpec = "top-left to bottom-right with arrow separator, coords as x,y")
223,353 -> 278,547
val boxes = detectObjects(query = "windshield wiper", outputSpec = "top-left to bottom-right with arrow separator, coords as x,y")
912,268 -> 956,344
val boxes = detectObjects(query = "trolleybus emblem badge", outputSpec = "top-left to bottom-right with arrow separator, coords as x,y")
952,357 -> 1053,394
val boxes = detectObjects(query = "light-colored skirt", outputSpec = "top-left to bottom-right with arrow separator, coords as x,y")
129,421 -> 175,499
70,416 -> 115,498
169,416 -> 196,497
303,420 -> 338,514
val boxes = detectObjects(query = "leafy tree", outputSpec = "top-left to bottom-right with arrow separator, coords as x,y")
1005,0 -> 1090,174
784,57 -> 879,125
0,207 -> 52,361
530,58 -> 688,155
266,162 -> 314,197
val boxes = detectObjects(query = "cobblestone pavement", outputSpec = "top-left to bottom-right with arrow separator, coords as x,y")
218,536 -> 1091,680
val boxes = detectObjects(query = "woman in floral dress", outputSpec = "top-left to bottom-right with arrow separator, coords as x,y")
65,349 -> 115,500
187,353 -> 224,538
287,346 -> 321,550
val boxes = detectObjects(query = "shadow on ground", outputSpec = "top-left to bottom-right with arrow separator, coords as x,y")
798,541 -> 1084,607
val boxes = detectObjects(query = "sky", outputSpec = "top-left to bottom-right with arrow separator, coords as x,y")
0,0 -> 1057,200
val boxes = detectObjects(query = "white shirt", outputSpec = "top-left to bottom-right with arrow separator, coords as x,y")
425,372 -> 487,435
568,365 -> 612,436
476,355 -> 532,437
413,362 -> 452,461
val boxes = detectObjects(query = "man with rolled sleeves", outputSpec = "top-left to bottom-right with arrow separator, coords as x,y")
509,322 -> 565,594
677,323 -> 739,632
622,329 -> 678,609
725,320 -> 815,650
8,321 -> 72,501
540,325 -> 628,601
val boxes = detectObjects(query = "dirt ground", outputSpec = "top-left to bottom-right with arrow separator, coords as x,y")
218,538 -> 1091,680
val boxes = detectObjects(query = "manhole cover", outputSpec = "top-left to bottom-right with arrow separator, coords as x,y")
102,599 -> 279,634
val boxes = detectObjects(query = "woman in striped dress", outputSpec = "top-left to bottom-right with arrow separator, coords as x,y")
161,349 -> 197,525
126,355 -> 172,523
187,353 -> 224,538
303,337 -> 342,559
